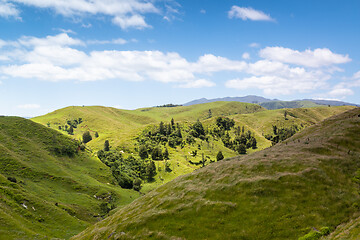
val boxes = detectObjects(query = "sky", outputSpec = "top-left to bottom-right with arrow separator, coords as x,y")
0,0 -> 359,117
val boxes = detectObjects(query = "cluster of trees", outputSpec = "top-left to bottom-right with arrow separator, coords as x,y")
57,118 -> 82,135
211,117 -> 257,154
265,125 -> 300,144
97,141 -> 157,190
156,104 -> 183,108
137,119 -> 182,159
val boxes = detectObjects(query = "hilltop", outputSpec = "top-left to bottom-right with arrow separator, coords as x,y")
0,117 -> 139,239
72,107 -> 360,240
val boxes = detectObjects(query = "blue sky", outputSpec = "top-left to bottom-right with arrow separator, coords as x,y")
0,0 -> 359,117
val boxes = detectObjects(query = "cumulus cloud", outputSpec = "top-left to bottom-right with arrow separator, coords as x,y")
0,33 -> 230,87
249,42 -> 260,48
259,47 -> 351,68
17,104 -> 41,109
0,33 -> 354,94
228,6 -> 274,21
0,0 -> 20,19
6,0 -> 164,29
242,52 -> 250,60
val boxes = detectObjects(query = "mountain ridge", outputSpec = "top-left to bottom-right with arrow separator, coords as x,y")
183,95 -> 359,109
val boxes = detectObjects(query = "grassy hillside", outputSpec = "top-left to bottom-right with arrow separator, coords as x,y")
0,117 -> 139,239
31,104 -> 355,194
32,101 -> 264,149
72,107 -> 360,240
324,215 -> 360,240
260,100 -> 321,110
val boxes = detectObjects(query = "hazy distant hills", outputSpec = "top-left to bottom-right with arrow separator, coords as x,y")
184,95 -> 359,110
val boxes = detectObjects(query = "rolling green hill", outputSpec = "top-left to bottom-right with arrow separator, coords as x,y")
0,117 -> 139,239
31,103 -> 355,194
72,107 -> 360,240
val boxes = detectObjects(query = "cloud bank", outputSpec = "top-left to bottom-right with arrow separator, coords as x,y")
0,33 -> 353,96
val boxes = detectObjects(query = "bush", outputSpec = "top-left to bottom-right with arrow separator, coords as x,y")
104,140 -> 110,151
82,131 -> 92,144
7,176 -> 17,183
133,178 -> 142,191
216,151 -> 224,161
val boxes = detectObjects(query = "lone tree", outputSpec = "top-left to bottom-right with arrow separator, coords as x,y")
82,131 -> 92,144
216,151 -> 224,161
95,132 -> 99,138
104,140 -> 110,151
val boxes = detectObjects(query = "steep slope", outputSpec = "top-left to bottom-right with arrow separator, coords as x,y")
0,117 -> 139,239
72,107 -> 360,240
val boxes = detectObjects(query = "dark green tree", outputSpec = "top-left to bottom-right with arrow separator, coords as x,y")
159,121 -> 165,135
68,126 -> 74,135
95,132 -> 99,138
191,120 -> 205,138
133,178 -> 142,191
163,147 -> 169,160
146,161 -> 156,180
171,118 -> 175,129
82,131 -> 92,143
216,151 -> 224,161
152,146 -> 163,160
138,145 -> 148,159
237,144 -> 247,154
104,140 -> 110,151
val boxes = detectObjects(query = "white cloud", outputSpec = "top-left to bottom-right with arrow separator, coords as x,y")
242,52 -> 250,60
178,79 -> 215,88
87,38 -> 128,45
7,0 -> 161,29
18,33 -> 84,47
112,14 -> 150,29
17,104 -> 40,109
327,84 -> 354,99
228,6 -> 274,21
0,34 -> 242,86
353,71 -> 360,80
200,9 -> 206,14
249,42 -> 260,48
0,33 -> 354,94
0,0 -> 20,19
259,47 -> 351,68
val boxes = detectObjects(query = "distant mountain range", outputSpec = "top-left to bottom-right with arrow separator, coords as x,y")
184,95 -> 359,110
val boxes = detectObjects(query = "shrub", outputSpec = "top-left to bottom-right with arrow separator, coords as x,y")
104,140 -> 110,151
7,176 -> 17,183
133,178 -> 142,191
82,131 -> 92,144
216,151 -> 224,161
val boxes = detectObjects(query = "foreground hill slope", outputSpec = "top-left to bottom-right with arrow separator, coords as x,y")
0,117 -> 138,239
73,108 -> 360,240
